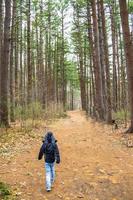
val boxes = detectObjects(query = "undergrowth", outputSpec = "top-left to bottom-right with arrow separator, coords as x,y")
0,102 -> 67,149
0,182 -> 15,200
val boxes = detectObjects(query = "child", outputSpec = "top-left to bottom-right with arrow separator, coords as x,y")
38,132 -> 60,192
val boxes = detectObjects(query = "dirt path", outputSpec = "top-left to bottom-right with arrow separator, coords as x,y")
1,111 -> 133,200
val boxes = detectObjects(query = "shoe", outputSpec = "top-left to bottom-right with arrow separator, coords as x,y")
46,189 -> 51,192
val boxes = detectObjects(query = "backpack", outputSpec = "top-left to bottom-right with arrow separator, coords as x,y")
43,133 -> 57,161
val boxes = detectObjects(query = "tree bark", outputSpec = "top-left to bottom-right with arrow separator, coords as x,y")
61,8 -> 67,110
100,0 -> 112,123
27,0 -> 32,103
20,0 -> 23,106
39,0 -> 45,106
86,0 -> 96,117
91,0 -> 104,120
0,0 -> 3,120
110,3 -> 118,112
119,0 -> 133,132
0,0 -> 11,126
14,13 -> 19,106
97,0 -> 106,119
10,0 -> 16,122
74,2 -> 86,111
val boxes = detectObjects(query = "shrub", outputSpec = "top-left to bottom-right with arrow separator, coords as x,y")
0,182 -> 11,199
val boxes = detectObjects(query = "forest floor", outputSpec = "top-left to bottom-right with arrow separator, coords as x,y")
0,110 -> 133,200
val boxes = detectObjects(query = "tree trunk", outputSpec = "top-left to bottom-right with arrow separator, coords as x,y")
35,13 -> 40,103
86,0 -> 96,117
97,0 -> 106,119
0,0 -> 3,120
74,2 -> 86,111
10,0 -> 16,122
119,0 -> 133,132
20,0 -> 23,106
14,5 -> 19,107
0,0 -> 11,126
91,0 -> 104,120
119,24 -> 127,111
47,1 -> 52,104
39,0 -> 45,106
100,0 -> 112,123
110,3 -> 118,112
116,26 -> 121,110
61,8 -> 66,110
27,0 -> 32,103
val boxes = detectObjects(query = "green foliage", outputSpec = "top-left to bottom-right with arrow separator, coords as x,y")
14,102 -> 43,120
0,182 -> 11,199
113,110 -> 130,121
71,0 -> 86,8
12,101 -> 67,123
44,102 -> 67,119
66,61 -> 79,89
128,1 -> 133,13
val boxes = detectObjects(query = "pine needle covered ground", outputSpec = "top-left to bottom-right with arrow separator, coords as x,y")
0,111 -> 133,200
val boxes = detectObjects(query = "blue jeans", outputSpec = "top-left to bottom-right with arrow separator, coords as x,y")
45,162 -> 55,190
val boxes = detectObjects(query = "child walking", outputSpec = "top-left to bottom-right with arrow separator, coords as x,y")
38,132 -> 60,192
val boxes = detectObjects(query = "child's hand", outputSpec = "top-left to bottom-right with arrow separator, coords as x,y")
56,160 -> 60,164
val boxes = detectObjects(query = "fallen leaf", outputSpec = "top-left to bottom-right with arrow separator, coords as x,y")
58,194 -> 63,198
77,193 -> 84,198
